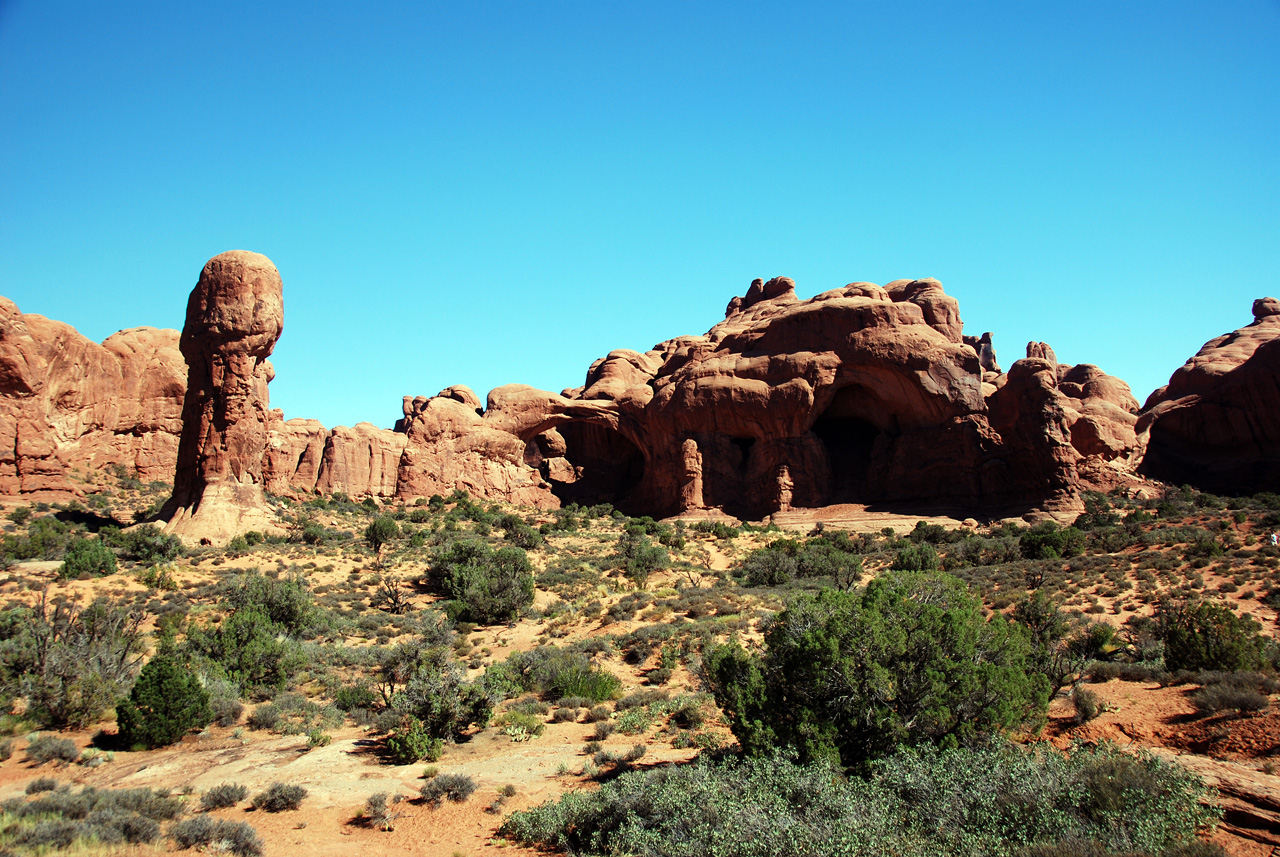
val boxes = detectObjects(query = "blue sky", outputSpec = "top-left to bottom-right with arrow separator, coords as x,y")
2,1 -> 1277,429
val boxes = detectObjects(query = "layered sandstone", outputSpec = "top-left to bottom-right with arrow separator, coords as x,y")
0,298 -> 185,494
1138,298 -> 1280,494
160,251 -> 284,542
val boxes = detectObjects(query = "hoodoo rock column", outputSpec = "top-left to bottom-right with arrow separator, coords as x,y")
161,251 -> 284,543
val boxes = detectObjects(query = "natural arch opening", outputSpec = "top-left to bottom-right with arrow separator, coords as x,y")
534,422 -> 645,510
810,385 -> 894,504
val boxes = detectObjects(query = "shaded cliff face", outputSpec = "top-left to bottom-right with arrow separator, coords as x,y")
0,297 -> 185,494
395,276 -> 1141,517
1137,298 -> 1280,494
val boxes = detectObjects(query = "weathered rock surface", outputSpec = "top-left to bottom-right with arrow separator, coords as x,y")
0,298 -> 185,494
392,276 -> 1141,518
0,270 -> 1154,521
160,251 -> 284,543
1138,298 -> 1280,493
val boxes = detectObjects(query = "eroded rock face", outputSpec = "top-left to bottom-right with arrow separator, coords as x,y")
0,269 -> 1151,521
1138,298 -> 1280,493
394,276 -> 1141,517
161,251 -> 283,543
0,298 -> 185,494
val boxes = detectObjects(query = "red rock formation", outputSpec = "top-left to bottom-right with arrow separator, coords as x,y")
1138,298 -> 1280,493
161,251 -> 283,542
0,298 -> 185,494
393,276 -> 1141,518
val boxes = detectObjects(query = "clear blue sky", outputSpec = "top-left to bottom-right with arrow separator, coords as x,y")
2,2 -> 1277,429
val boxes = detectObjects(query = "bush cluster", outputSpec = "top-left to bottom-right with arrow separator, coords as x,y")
502,743 -> 1219,857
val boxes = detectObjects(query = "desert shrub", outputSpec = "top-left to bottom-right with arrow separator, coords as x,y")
385,716 -> 443,764
25,733 -> 80,764
25,776 -> 60,794
185,605 -> 306,692
385,646 -> 495,742
222,570 -> 319,637
252,782 -> 307,812
0,595 -> 147,728
890,542 -> 939,572
365,515 -> 400,555
1074,687 -> 1102,724
361,792 -> 402,830
112,524 -> 184,564
419,772 -> 477,806
736,535 -> 863,588
116,652 -> 213,748
428,540 -> 535,624
487,645 -> 620,702
1020,521 -> 1086,560
1156,597 -> 1267,672
210,694 -> 244,727
200,783 -> 249,811
705,571 -> 1047,767
1190,683 -> 1268,716
58,537 -> 117,579
502,743 -> 1217,857
247,703 -> 281,731
170,816 -> 263,856
334,683 -> 379,711
614,533 -> 669,587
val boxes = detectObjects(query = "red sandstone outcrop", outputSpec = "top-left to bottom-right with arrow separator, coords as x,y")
0,269 -> 1151,520
1137,298 -> 1280,493
0,298 -> 185,494
392,276 -> 1141,518
160,251 -> 283,543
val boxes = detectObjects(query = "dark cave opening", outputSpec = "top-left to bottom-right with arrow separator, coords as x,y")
538,422 -> 645,511
810,386 -> 889,504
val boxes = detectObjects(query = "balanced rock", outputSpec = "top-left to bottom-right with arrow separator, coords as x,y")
161,251 -> 283,543
1138,298 -> 1280,493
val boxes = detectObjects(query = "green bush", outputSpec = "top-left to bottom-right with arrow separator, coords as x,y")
1020,521 -> 1085,560
365,516 -> 400,555
428,540 -> 534,624
614,533 -> 668,587
58,537 -> 117,579
1156,597 -> 1267,672
736,535 -> 863,588
486,646 -> 620,702
890,542 -> 939,572
385,716 -> 444,765
112,524 -> 184,564
705,571 -> 1047,767
116,652 -> 213,748
186,606 -> 305,692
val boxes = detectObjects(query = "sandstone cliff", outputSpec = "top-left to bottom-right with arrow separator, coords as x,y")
1138,297 -> 1280,494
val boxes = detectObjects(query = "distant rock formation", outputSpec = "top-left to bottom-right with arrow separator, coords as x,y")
1138,298 -> 1280,494
392,276 -> 1140,518
0,267 -> 1154,522
0,297 -> 185,494
160,251 -> 284,543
